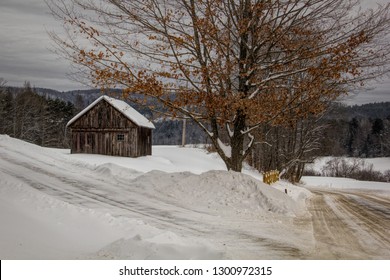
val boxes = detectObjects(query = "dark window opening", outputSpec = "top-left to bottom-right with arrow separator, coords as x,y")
117,134 -> 125,141
86,134 -> 93,145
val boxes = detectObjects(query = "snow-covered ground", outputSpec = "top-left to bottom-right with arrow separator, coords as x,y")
301,176 -> 390,194
0,135 -> 389,259
307,156 -> 390,174
0,135 -> 312,259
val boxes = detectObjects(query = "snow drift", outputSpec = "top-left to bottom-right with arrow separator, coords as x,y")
0,135 -> 312,259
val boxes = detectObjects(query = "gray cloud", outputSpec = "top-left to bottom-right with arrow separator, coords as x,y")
0,0 -> 78,90
0,0 -> 389,103
343,80 -> 390,105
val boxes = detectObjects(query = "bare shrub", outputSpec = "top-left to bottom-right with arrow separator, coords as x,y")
383,170 -> 390,182
321,158 -> 386,182
322,158 -> 363,177
302,168 -> 321,177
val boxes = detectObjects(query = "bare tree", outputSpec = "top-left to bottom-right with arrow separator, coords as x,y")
0,78 -> 9,133
0,78 -> 6,90
249,114 -> 326,182
47,0 -> 390,171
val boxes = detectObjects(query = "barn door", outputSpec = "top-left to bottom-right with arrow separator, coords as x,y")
84,132 -> 95,154
130,128 -> 138,157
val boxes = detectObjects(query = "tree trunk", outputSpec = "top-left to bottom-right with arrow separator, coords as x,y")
229,137 -> 244,172
216,110 -> 247,172
230,111 -> 246,172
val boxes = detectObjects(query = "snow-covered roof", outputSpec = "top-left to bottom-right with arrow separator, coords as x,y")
66,95 -> 155,129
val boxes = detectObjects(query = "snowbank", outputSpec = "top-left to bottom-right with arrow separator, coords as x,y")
127,169 -> 306,217
0,135 -> 311,259
301,176 -> 390,194
0,171 -> 223,260
64,145 -> 228,174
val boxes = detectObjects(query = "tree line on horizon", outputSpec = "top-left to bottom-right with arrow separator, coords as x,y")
0,82 -> 77,148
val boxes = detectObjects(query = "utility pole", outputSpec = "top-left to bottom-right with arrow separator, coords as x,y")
181,117 -> 186,147
182,83 -> 188,147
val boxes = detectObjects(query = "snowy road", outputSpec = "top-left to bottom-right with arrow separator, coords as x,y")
307,189 -> 390,259
0,137 -> 312,259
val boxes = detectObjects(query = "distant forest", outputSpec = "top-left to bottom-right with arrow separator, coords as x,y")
0,83 -> 76,148
1,83 -> 389,179
319,103 -> 390,158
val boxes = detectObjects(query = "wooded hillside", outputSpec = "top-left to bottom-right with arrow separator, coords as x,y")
1,83 -> 389,181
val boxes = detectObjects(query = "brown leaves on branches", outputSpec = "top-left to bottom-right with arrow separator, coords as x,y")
47,0 -> 390,171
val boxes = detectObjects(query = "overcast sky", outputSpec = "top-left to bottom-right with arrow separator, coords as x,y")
0,0 -> 389,104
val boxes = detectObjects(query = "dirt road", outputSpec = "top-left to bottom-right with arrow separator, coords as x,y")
307,189 -> 390,259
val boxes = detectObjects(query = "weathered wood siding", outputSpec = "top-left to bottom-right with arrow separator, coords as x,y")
138,127 -> 152,156
68,99 -> 152,157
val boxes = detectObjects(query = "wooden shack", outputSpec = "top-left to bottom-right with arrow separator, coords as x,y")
66,95 -> 155,157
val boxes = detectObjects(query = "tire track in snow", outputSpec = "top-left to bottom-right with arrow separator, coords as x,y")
308,190 -> 390,259
334,193 -> 390,247
0,154 -> 210,235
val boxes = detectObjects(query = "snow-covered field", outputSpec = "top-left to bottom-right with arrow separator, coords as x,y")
0,135 -> 389,259
301,176 -> 390,195
307,156 -> 390,174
